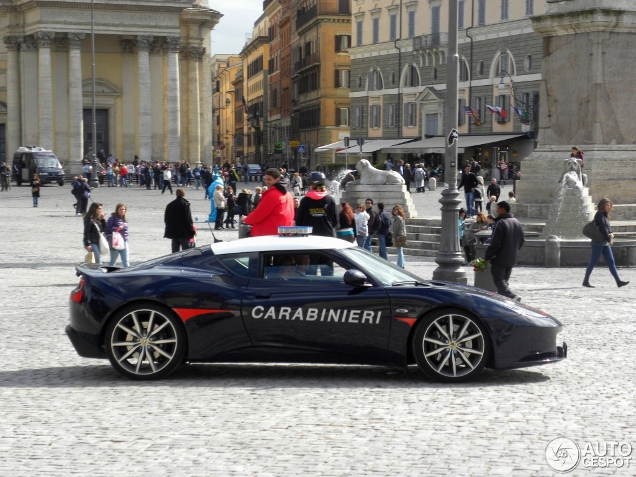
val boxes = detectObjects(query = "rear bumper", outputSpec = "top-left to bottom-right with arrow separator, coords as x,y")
65,325 -> 105,359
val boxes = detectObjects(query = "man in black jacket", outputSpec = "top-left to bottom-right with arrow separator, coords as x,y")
487,178 -> 501,201
363,198 -> 380,252
164,188 -> 196,252
295,171 -> 338,237
458,165 -> 478,216
376,202 -> 392,260
484,201 -> 525,300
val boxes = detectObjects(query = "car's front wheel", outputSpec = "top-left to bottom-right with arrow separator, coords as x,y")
412,308 -> 490,382
104,303 -> 186,380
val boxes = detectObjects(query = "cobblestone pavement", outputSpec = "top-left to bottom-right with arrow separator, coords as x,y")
0,182 -> 634,476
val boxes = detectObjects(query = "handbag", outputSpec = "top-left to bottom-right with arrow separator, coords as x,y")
232,205 -> 242,215
111,231 -> 126,250
95,223 -> 110,255
84,251 -> 95,264
385,231 -> 394,247
394,235 -> 407,247
83,190 -> 90,199
582,220 -> 604,242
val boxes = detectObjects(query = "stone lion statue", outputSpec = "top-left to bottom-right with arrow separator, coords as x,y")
561,157 -> 587,186
351,159 -> 405,185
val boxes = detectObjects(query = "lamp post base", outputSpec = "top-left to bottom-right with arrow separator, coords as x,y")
432,187 -> 468,284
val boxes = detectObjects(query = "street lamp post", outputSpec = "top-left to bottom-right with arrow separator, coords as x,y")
88,0 -> 99,188
432,0 -> 467,284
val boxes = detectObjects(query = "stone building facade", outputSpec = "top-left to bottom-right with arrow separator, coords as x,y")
348,0 -> 546,169
0,0 -> 221,173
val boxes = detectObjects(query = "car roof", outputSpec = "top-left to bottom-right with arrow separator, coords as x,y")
210,235 -> 356,255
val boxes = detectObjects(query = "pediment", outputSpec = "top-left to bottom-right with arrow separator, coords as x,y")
415,87 -> 444,103
82,78 -> 121,95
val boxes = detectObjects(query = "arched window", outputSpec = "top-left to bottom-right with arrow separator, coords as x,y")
403,65 -> 420,87
367,69 -> 383,91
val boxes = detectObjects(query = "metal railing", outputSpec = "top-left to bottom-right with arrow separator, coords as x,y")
413,32 -> 448,50
292,51 -> 321,75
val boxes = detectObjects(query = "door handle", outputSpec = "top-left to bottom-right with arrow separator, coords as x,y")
254,293 -> 272,299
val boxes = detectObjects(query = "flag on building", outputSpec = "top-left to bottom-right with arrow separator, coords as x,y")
512,105 -> 529,120
464,106 -> 482,126
486,104 -> 498,114
486,104 -> 507,119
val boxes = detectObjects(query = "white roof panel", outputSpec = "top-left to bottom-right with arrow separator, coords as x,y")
210,235 -> 356,255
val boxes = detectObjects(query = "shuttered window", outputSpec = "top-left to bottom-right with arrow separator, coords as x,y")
356,21 -> 363,46
405,102 -> 417,127
501,0 -> 509,21
370,105 -> 381,128
458,1 -> 465,29
458,98 -> 466,125
408,11 -> 416,39
478,0 -> 486,26
496,94 -> 510,123
372,17 -> 380,44
389,14 -> 397,41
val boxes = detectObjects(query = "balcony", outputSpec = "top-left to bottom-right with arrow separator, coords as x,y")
292,51 -> 320,75
413,32 -> 448,50
296,4 -> 317,30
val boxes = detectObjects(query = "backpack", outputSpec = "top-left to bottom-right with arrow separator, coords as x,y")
474,187 -> 482,200
369,210 -> 381,232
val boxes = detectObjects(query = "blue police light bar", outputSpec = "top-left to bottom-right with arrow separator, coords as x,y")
278,226 -> 313,236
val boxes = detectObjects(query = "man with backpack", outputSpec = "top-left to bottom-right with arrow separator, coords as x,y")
295,172 -> 338,237
363,198 -> 381,252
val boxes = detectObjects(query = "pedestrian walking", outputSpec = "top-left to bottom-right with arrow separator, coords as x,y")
295,172 -> 338,237
83,202 -> 107,264
224,186 -> 237,228
78,178 -> 91,214
583,198 -> 629,288
475,176 -> 486,213
162,167 -> 173,195
376,202 -> 392,260
30,174 -> 41,207
484,201 -> 525,300
487,178 -> 501,202
413,164 -> 425,193
243,168 -> 294,236
391,205 -> 407,268
354,204 -> 370,247
164,188 -> 196,253
458,165 -> 478,216
213,184 -> 226,230
0,162 -> 10,191
107,203 -> 130,268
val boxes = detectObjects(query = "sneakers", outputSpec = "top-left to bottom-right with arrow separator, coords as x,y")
617,280 -> 630,288
513,295 -> 522,303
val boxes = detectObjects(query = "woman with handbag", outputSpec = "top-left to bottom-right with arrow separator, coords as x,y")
78,178 -> 91,214
391,205 -> 407,268
83,202 -> 107,264
30,174 -> 41,207
583,198 -> 629,288
107,203 -> 130,268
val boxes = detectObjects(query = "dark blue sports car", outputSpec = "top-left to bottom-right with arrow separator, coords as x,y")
67,235 -> 566,381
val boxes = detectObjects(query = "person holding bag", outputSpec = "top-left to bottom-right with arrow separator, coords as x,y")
30,174 -> 41,207
83,202 -> 107,264
583,198 -> 629,288
107,203 -> 130,268
391,205 -> 407,268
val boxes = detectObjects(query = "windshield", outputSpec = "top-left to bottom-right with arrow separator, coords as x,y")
338,247 -> 427,286
33,152 -> 61,168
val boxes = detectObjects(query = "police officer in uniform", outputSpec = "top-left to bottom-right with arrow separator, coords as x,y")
295,172 -> 338,237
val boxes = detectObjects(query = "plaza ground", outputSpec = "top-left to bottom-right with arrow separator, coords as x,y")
0,182 -> 634,476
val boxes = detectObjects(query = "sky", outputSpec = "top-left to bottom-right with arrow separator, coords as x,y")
210,0 -> 264,56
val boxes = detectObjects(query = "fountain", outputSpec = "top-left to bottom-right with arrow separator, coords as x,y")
541,170 -> 594,240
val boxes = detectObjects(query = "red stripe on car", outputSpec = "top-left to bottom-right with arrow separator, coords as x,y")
392,317 -> 417,327
173,308 -> 228,322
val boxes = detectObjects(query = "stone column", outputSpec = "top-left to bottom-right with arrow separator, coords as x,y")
165,37 -> 181,162
120,39 -> 136,161
186,45 -> 204,163
3,36 -> 21,158
68,33 -> 85,166
35,31 -> 55,149
136,35 -> 153,163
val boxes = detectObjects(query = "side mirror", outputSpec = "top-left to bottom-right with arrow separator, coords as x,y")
344,269 -> 369,287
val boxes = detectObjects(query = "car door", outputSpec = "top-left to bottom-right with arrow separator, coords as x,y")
241,250 -> 392,364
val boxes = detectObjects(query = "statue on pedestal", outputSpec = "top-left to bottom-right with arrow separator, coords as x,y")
349,159 -> 405,185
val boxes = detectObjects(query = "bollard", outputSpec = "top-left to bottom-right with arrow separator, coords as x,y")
545,235 -> 561,268
429,177 -> 437,191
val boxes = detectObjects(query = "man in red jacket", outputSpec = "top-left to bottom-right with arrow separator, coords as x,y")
243,168 -> 294,236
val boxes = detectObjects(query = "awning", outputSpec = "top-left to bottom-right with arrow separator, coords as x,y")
315,140 -> 347,152
337,138 -> 415,154
381,134 -> 527,154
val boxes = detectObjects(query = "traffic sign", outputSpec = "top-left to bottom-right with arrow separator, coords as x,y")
274,141 -> 283,154
290,140 -> 299,148
297,145 -> 306,154
447,128 -> 459,147
357,136 -> 365,147
344,136 -> 350,147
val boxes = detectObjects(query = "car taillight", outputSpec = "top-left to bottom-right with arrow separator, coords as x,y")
71,278 -> 85,303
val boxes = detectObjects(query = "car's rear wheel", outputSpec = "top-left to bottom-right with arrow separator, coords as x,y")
104,303 -> 186,380
412,308 -> 490,382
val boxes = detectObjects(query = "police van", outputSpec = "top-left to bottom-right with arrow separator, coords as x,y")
12,146 -> 65,186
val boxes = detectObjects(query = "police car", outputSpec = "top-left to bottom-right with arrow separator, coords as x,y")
67,228 -> 566,382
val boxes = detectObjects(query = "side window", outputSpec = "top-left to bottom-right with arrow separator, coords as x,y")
218,252 -> 259,278
262,253 -> 347,283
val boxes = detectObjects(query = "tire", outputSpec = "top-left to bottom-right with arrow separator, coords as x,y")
104,303 -> 186,380
412,308 -> 490,383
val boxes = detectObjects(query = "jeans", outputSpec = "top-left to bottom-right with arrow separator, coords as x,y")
120,176 -> 127,187
584,244 -> 621,283
356,235 -> 367,247
215,209 -> 225,229
32,196 -> 38,207
162,181 -> 173,194
396,246 -> 405,268
464,191 -> 475,216
109,241 -> 130,268
378,233 -> 388,260
195,178 -> 201,190
89,243 -> 102,264
243,173 -> 249,183
171,238 -> 192,253
363,234 -> 374,252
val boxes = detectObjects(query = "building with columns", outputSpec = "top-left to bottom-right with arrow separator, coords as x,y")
0,0 -> 221,173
